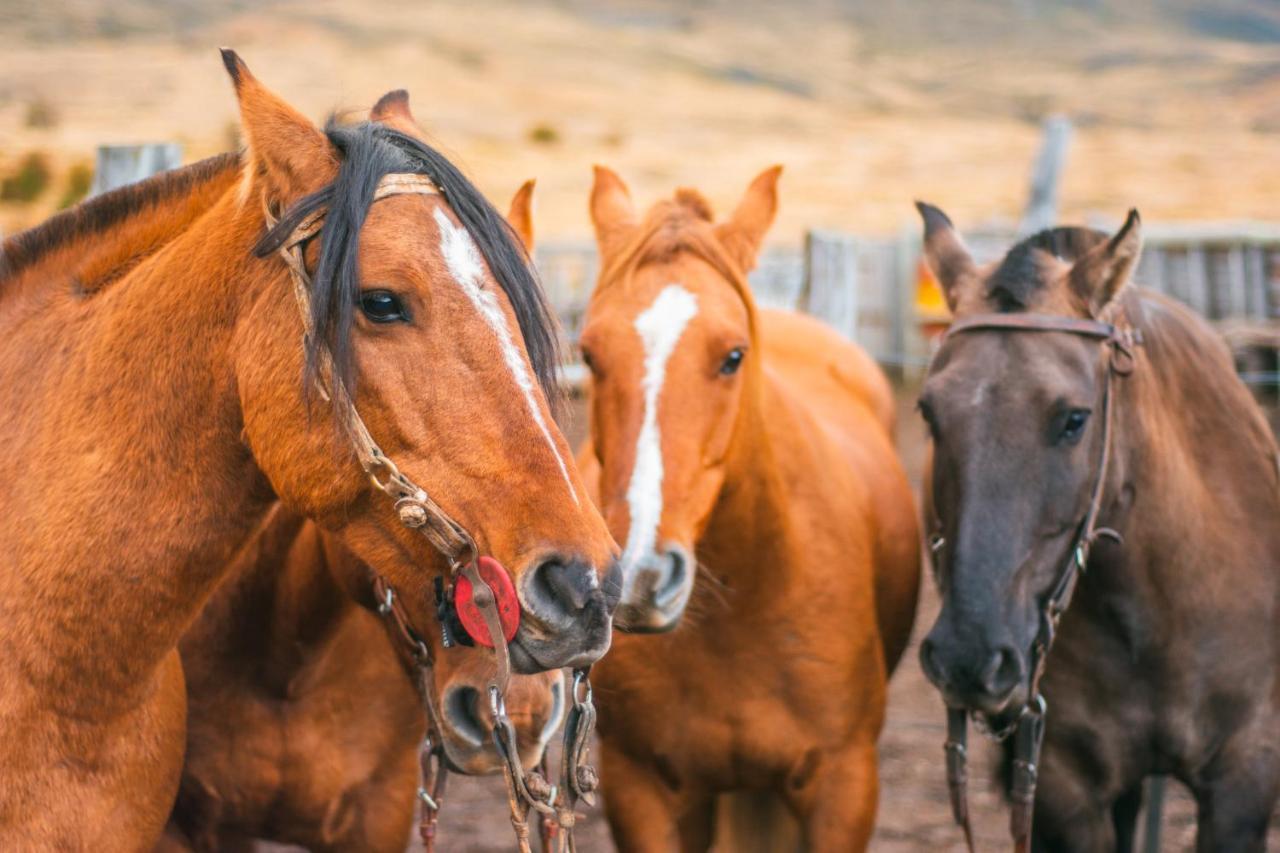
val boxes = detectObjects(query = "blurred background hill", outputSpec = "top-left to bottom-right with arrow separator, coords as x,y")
1,0 -> 1277,238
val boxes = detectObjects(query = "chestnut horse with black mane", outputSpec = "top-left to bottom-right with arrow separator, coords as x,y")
26,106 -> 563,852
0,53 -> 617,849
915,205 -> 1280,850
577,167 -> 920,851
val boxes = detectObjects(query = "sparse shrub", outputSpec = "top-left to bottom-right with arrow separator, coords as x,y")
0,153 -> 53,203
25,98 -> 58,129
59,162 -> 93,209
528,123 -> 560,145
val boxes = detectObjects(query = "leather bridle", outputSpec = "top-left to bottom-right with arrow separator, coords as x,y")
925,310 -> 1140,852
263,173 -> 598,852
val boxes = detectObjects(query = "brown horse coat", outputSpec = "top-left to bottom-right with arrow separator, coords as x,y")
160,506 -> 565,852
0,57 -> 614,849
577,168 -> 920,852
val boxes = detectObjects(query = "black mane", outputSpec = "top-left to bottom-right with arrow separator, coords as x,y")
255,120 -> 562,412
0,153 -> 240,282
988,226 -> 1109,311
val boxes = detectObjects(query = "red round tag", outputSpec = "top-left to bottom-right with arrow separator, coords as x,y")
454,556 -> 520,647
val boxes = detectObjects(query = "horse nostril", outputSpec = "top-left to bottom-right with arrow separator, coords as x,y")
443,686 -> 487,747
980,646 -> 1022,698
919,637 -> 945,686
526,557 -> 597,626
652,547 -> 690,608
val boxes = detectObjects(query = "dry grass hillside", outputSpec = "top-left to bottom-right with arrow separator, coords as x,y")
1,0 -> 1278,240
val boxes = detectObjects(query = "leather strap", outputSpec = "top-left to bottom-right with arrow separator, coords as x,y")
263,173 -> 537,849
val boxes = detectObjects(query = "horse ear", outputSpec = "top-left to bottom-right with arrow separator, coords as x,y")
916,202 -> 977,312
371,89 -> 414,125
1069,209 -> 1142,316
715,165 -> 782,272
590,165 -> 637,261
507,179 -> 536,254
220,48 -> 335,201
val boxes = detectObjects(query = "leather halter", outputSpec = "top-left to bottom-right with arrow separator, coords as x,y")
263,174 -> 598,852
927,309 -> 1140,853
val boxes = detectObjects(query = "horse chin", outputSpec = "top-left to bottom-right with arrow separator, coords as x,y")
439,741 -> 500,776
943,680 -> 1025,721
509,628 -> 612,675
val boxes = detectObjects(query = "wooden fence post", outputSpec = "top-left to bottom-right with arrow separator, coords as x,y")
802,229 -> 860,342
90,143 -> 183,196
1019,115 -> 1072,236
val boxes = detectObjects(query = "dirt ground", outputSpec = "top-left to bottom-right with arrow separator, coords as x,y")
419,388 -> 1280,852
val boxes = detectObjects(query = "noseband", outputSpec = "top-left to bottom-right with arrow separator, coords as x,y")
264,174 -> 597,853
926,310 -> 1140,853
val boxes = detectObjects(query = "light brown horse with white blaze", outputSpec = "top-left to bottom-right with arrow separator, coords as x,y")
578,167 -> 920,851
0,53 -> 617,849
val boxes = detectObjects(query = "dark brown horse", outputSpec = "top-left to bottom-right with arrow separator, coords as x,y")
0,54 -> 616,848
915,205 -> 1280,851
161,505 -> 566,853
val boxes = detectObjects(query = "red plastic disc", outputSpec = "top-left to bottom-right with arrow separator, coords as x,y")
454,556 -> 520,647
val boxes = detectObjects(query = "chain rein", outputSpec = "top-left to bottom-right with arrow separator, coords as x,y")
265,176 -> 598,852
925,312 -> 1139,853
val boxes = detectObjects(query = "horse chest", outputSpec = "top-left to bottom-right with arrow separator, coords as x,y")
604,632 -> 856,790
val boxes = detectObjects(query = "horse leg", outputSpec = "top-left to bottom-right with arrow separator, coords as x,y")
1111,780 -> 1145,853
600,743 -> 689,853
1028,748 -> 1117,852
1189,734 -> 1280,853
784,738 -> 878,853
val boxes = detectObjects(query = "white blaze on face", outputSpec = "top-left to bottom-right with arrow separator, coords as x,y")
433,208 -> 579,505
621,284 -> 699,578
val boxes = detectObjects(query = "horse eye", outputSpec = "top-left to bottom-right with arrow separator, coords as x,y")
359,290 -> 408,324
1059,409 -> 1091,444
720,348 -> 745,376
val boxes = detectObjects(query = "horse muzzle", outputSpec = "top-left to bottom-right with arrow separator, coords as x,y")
613,542 -> 695,633
511,556 -> 616,673
920,625 -> 1029,717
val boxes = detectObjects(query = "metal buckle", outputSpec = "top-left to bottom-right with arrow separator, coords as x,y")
418,786 -> 439,810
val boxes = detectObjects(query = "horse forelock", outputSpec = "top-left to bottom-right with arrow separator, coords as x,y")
986,227 -> 1110,312
597,199 -> 759,339
254,120 -> 563,418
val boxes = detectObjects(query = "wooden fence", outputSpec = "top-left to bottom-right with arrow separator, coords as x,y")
80,142 -> 1279,391
538,223 -> 1280,390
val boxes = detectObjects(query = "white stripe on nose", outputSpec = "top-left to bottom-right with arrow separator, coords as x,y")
433,208 -> 579,505
621,284 -> 699,577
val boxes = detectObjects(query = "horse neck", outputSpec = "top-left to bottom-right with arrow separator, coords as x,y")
1,162 -> 239,301
198,512 -> 360,692
1,186 -> 289,716
696,354 -> 793,585
1087,291 -> 1280,616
